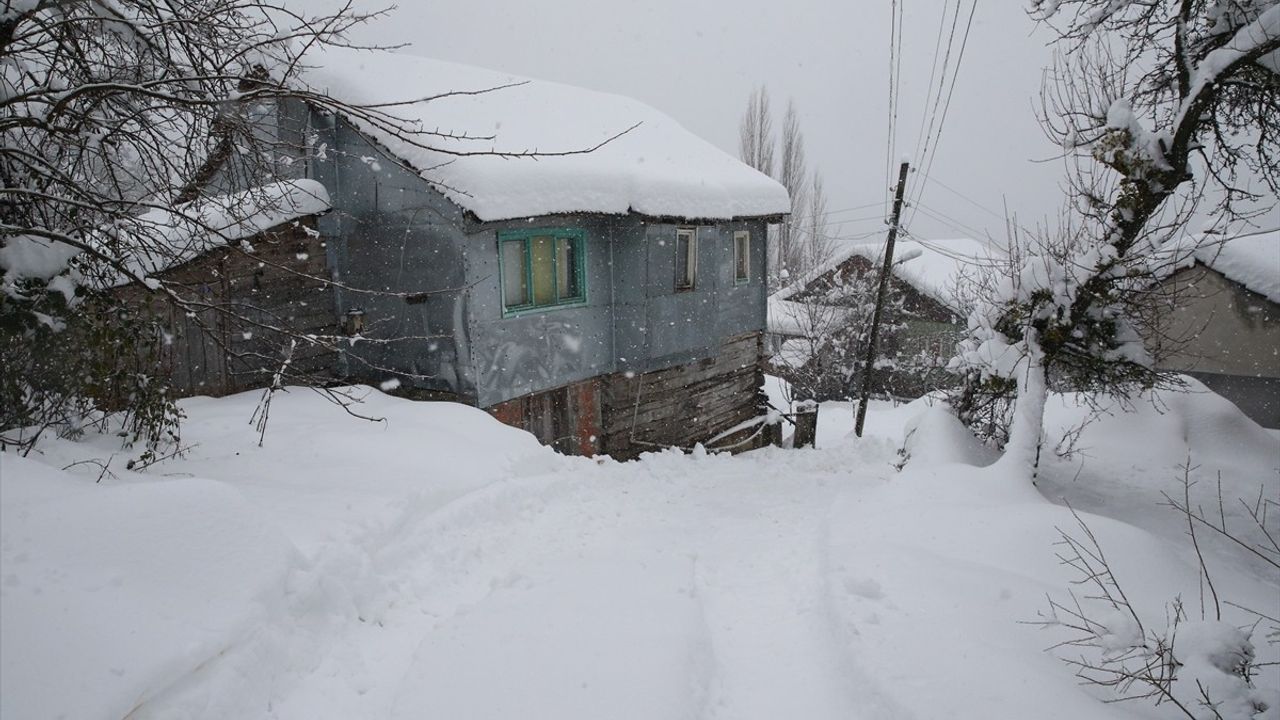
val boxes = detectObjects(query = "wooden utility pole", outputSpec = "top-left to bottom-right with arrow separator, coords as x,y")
854,160 -> 910,437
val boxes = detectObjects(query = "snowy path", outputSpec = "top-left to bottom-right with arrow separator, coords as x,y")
134,435 -> 905,719
367,448 -> 895,720
12,388 -> 1275,720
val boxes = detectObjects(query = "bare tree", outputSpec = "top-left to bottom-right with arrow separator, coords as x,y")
777,99 -> 809,278
1036,469 -> 1278,719
805,170 -> 835,275
1032,0 -> 1280,251
738,86 -> 775,176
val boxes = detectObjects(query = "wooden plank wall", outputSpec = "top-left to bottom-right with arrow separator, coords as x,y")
485,378 -> 602,456
484,332 -> 767,460
116,216 -> 339,398
599,332 -> 767,459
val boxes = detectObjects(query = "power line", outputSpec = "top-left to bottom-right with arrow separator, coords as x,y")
812,200 -> 885,221
916,169 -> 1041,239
908,0 -> 979,229
906,0 -> 965,206
884,0 -> 905,219
901,230 -> 1008,269
908,0 -> 958,189
916,170 -> 1006,222
910,200 -> 991,241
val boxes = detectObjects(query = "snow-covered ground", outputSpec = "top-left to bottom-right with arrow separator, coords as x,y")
3,380 -> 1277,719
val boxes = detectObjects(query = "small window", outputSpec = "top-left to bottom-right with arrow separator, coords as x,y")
733,230 -> 750,284
675,228 -> 697,291
499,228 -> 586,314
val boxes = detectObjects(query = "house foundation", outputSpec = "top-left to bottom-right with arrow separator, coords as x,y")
486,332 -> 768,459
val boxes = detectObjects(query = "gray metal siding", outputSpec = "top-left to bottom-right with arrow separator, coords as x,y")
465,216 -> 618,407
468,217 -> 768,407
310,110 -> 771,408
310,113 -> 477,399
614,220 -> 768,373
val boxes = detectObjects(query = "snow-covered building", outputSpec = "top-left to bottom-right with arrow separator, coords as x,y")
766,238 -> 993,399
138,48 -> 789,457
1142,229 -> 1280,428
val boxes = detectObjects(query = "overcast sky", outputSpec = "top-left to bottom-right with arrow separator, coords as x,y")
320,0 -> 1064,245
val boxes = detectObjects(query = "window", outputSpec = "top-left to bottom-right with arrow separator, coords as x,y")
733,230 -> 750,284
675,227 -> 697,290
499,228 -> 585,314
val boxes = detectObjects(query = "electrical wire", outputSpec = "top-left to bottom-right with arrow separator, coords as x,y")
907,0 -> 979,230
912,201 -> 991,241
884,0 -> 905,220
906,0 -> 963,206
908,0 -> 956,187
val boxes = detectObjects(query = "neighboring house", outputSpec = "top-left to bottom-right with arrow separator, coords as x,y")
766,238 -> 992,399
129,48 -> 789,458
1142,229 -> 1280,428
113,180 -> 335,398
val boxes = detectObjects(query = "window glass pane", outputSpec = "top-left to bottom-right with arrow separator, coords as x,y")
530,235 -> 555,306
501,240 -> 528,308
676,229 -> 696,288
556,236 -> 580,300
735,232 -> 750,281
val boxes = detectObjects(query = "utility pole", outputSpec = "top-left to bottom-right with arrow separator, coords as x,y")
854,160 -> 910,437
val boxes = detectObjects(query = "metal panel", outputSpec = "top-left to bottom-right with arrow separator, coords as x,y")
465,215 -> 617,407
313,114 -> 476,400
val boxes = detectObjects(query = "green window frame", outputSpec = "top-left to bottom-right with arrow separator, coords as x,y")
733,230 -> 751,284
498,227 -> 587,316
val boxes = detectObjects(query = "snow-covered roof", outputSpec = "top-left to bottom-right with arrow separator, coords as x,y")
766,296 -> 854,338
1,180 -> 330,291
300,47 -> 790,222
775,237 -> 996,310
109,179 -> 331,285
1158,229 -> 1280,303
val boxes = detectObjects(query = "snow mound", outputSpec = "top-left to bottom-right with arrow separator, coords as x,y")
300,47 -> 789,222
1040,375 -> 1280,581
0,454 -> 300,720
900,403 -> 998,468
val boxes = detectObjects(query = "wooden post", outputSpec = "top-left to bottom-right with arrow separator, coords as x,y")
793,400 -> 818,448
855,160 -> 910,438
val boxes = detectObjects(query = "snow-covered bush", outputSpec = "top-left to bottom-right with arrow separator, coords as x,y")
0,272 -> 181,453
948,222 -> 1166,468
1041,504 -> 1278,719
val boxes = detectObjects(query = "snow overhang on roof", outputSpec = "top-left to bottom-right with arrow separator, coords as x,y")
772,237 -> 997,312
1,180 -> 331,291
1157,229 -> 1280,304
300,47 -> 790,223
109,179 -> 331,286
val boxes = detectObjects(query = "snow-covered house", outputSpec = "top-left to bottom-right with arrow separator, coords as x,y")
1142,229 -> 1280,428
201,48 -> 788,457
107,180 -> 335,397
766,238 -> 992,398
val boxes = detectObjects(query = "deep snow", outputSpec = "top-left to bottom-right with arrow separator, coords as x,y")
2,380 -> 1277,719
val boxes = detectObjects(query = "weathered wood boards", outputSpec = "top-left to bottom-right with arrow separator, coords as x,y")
114,217 -> 339,397
598,332 -> 766,459
484,332 -> 768,460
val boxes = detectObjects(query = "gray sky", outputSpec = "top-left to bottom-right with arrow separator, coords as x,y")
326,0 -> 1064,244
